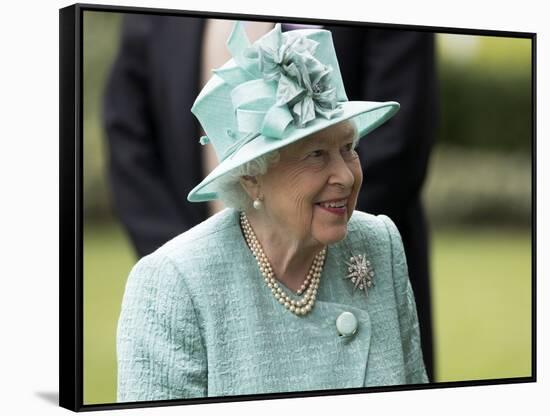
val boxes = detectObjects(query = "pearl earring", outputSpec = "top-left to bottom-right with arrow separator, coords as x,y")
253,198 -> 263,210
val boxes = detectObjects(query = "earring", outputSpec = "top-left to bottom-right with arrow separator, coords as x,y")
253,197 -> 263,210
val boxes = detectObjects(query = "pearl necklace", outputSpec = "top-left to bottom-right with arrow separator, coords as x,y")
240,212 -> 327,316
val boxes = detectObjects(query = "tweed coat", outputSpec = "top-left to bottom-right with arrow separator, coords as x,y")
116,208 -> 428,402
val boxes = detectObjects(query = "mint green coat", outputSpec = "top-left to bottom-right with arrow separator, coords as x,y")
116,209 -> 428,402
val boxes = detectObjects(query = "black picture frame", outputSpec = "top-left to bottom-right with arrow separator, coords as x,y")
59,2 -> 537,412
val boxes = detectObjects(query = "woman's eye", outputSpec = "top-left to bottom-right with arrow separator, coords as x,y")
342,143 -> 355,154
342,143 -> 358,159
308,150 -> 324,158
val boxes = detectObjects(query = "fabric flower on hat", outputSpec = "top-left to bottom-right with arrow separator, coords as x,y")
244,24 -> 343,127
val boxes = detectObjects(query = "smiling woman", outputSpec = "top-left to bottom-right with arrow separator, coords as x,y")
115,21 -> 427,401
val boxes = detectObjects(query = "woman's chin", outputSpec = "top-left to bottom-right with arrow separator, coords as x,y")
313,226 -> 348,246
311,204 -> 352,244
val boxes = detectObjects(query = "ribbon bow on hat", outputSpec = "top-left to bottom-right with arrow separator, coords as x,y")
213,22 -> 343,141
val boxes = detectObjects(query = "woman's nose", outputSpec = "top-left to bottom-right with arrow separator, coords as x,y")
328,153 -> 355,189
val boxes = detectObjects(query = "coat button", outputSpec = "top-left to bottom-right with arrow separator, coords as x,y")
336,311 -> 358,337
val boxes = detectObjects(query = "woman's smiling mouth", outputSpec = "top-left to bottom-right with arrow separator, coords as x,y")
314,198 -> 348,216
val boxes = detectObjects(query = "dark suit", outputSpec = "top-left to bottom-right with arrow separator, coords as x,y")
103,16 -> 208,257
103,16 -> 437,381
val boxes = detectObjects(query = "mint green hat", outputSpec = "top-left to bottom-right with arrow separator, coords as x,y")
187,21 -> 400,203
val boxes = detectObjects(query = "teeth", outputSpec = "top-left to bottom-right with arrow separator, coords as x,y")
320,199 -> 347,209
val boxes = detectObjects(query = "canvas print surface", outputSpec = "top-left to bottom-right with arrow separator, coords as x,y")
59,4 -> 534,410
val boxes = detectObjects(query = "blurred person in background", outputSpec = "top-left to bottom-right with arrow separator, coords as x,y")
103,15 -> 437,381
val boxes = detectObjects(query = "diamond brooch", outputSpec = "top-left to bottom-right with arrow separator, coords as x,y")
344,254 -> 375,296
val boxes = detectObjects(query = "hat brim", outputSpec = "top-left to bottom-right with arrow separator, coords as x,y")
187,100 -> 399,202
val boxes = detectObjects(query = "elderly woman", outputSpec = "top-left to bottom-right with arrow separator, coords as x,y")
116,21 -> 427,402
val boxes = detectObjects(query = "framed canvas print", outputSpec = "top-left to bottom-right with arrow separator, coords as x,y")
59,2 -> 536,412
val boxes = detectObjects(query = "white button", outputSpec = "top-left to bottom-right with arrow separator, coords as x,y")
336,311 -> 358,337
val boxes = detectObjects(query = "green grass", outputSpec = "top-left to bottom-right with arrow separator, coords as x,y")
83,221 -> 136,405
82,223 -> 532,404
431,226 -> 532,382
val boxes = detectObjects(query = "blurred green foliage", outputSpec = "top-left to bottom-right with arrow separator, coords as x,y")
83,11 -> 122,221
437,35 -> 532,153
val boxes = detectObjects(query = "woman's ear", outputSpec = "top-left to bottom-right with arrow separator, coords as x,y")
239,175 -> 260,200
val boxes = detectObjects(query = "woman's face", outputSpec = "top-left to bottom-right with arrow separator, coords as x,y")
258,120 -> 363,247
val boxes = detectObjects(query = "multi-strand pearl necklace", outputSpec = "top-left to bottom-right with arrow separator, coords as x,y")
240,212 -> 327,316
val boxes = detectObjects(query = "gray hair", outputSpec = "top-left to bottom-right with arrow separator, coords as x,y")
216,119 -> 359,211
216,150 -> 281,211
